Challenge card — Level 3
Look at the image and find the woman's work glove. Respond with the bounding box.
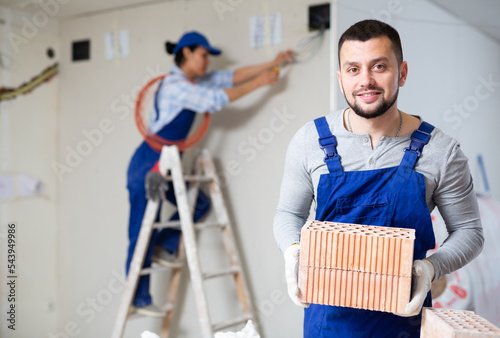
[145,171,168,201]
[398,259,434,317]
[284,244,309,308]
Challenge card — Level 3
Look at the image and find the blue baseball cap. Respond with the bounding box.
[172,31,221,55]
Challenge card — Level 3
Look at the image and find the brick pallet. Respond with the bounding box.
[298,220,415,313]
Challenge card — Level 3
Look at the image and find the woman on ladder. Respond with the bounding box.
[126,30,294,316]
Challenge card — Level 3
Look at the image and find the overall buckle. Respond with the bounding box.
[404,129,431,157]
[404,145,422,157]
[318,136,339,160]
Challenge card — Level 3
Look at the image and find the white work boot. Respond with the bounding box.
[132,304,165,318]
[152,247,183,268]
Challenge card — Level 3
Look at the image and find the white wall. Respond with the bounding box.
[56,1,328,337]
[0,5,59,337]
[2,0,499,337]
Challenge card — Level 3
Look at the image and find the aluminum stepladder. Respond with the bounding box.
[112,145,259,338]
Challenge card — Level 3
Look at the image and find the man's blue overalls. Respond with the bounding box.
[125,80,210,307]
[304,116,436,337]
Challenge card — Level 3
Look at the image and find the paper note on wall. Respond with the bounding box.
[249,13,282,49]
[105,32,115,60]
[105,29,130,60]
[18,173,44,197]
[118,29,130,57]
[0,175,14,200]
[0,174,44,200]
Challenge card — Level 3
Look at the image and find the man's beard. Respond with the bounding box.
[344,87,399,119]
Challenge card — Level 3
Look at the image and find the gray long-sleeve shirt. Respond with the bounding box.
[273,109,484,280]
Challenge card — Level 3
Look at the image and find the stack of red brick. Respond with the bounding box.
[298,220,415,313]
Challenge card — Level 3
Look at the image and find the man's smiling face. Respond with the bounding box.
[337,36,407,119]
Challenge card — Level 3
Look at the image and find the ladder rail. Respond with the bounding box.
[159,238,185,337]
[112,200,160,338]
[162,146,213,338]
[113,146,259,337]
[196,150,260,328]
[160,158,202,338]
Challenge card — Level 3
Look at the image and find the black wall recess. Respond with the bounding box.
[72,40,90,61]
[309,3,330,30]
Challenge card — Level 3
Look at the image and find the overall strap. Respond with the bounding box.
[153,73,193,123]
[400,121,435,171]
[314,117,343,174]
[153,78,166,122]
[388,121,435,194]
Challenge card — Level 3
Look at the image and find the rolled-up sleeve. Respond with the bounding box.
[197,70,234,89]
[171,81,230,114]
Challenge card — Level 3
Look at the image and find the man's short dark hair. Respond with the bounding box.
[338,20,403,66]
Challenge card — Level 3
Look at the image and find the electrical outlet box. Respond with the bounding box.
[309,3,330,30]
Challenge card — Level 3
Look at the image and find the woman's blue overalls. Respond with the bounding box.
[125,78,210,307]
[304,116,436,337]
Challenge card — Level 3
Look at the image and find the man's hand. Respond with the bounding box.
[145,171,168,201]
[284,244,309,308]
[396,259,434,317]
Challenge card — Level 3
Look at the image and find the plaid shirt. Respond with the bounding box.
[149,65,233,133]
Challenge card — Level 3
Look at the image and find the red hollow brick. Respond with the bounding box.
[421,308,500,337]
[298,220,415,313]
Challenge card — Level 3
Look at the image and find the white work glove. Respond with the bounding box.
[284,244,309,308]
[145,171,168,201]
[398,259,434,317]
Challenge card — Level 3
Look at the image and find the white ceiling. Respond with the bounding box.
[428,0,500,44]
[0,0,168,19]
[0,0,499,43]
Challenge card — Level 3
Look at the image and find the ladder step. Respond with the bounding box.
[165,175,213,182]
[140,263,182,276]
[203,267,241,280]
[211,314,253,332]
[155,221,226,230]
[154,220,181,229]
[113,147,259,338]
[194,221,226,230]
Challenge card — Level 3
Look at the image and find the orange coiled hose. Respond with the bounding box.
[134,74,211,152]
